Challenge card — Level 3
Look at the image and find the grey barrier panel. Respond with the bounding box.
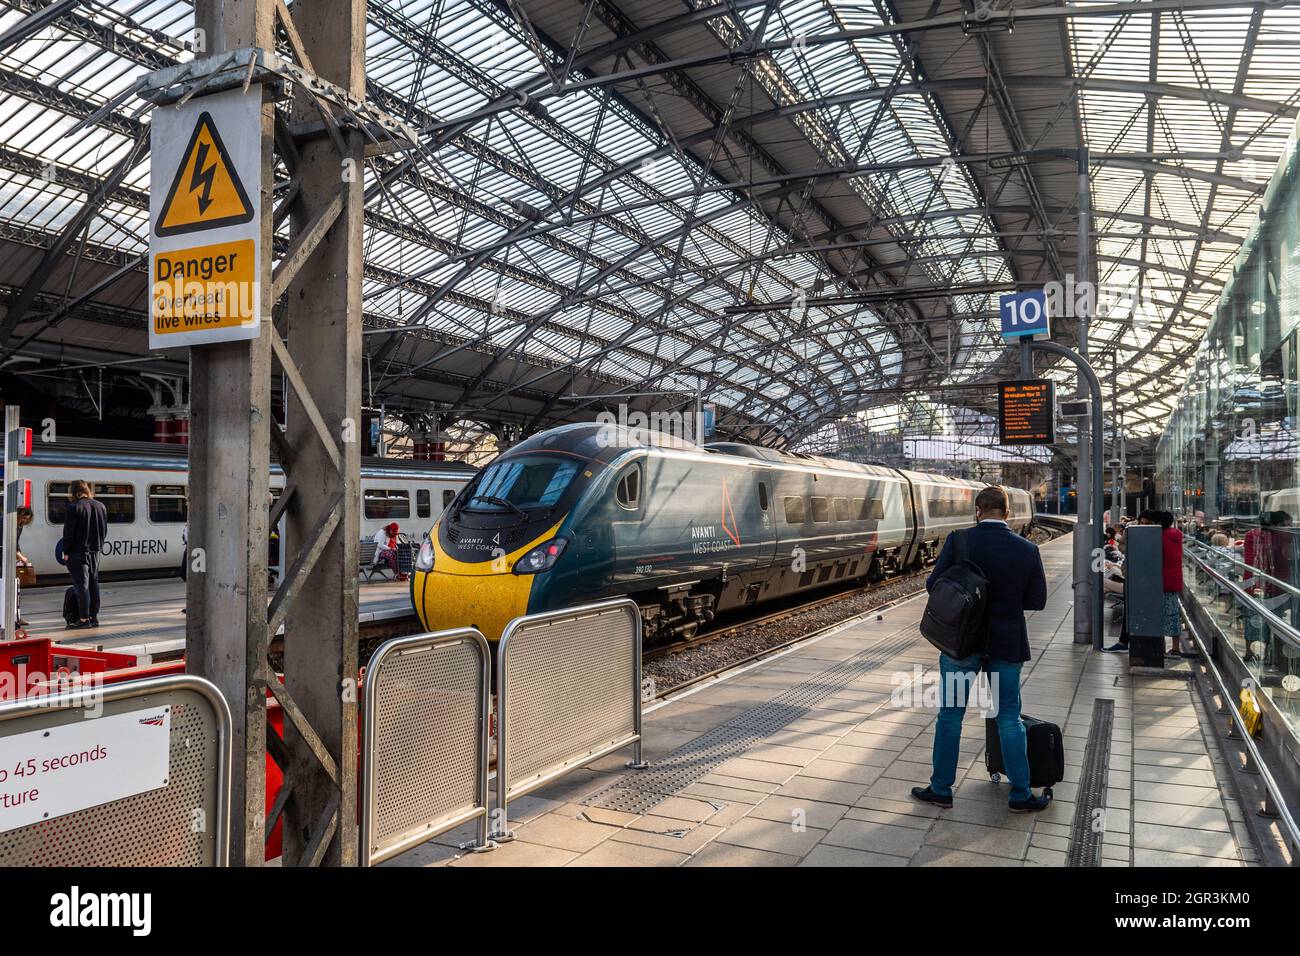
[496,599,643,838]
[362,628,492,865]
[0,675,232,866]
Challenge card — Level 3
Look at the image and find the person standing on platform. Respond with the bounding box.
[911,486,1051,814]
[64,479,107,630]
[1,506,34,628]
[1159,510,1190,659]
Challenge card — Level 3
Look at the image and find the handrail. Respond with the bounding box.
[1186,537,1300,601]
[1184,545,1300,652]
[1179,602,1300,865]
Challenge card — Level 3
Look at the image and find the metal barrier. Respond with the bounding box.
[495,598,644,839]
[1177,593,1300,865]
[0,674,231,866]
[362,627,492,865]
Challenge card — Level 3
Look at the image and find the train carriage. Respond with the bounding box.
[411,423,1036,643]
[9,438,476,579]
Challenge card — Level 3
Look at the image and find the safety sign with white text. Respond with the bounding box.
[0,706,172,833]
[150,87,261,348]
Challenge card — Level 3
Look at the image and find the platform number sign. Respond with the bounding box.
[999,290,1051,341]
[149,87,262,349]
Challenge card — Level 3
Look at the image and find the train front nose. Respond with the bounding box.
[411,524,562,642]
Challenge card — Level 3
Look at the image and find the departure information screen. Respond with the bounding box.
[999,379,1055,445]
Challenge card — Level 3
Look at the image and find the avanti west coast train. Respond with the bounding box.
[9,437,477,579]
[411,423,1033,643]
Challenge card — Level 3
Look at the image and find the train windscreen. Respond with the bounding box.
[464,455,579,514]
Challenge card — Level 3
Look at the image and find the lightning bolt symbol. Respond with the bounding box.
[188,141,217,215]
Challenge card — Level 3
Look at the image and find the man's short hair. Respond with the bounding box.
[975,485,1009,516]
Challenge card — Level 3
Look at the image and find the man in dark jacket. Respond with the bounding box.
[63,479,107,629]
[912,485,1050,813]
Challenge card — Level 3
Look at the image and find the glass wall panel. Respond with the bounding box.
[1157,114,1300,734]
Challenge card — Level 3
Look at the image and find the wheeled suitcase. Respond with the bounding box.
[62,586,80,627]
[985,714,1064,797]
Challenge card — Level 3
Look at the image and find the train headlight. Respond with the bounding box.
[513,537,568,575]
[416,539,435,572]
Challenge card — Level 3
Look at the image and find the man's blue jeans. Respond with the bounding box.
[929,652,1032,803]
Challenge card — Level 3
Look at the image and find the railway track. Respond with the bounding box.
[645,521,1071,697]
[651,582,928,700]
[643,573,925,663]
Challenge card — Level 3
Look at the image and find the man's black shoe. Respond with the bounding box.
[1009,793,1051,813]
[910,786,953,809]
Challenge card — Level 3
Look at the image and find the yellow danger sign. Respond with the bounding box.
[150,87,261,348]
[151,238,257,335]
[155,111,255,237]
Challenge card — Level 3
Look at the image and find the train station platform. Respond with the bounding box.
[13,576,415,661]
[390,536,1266,868]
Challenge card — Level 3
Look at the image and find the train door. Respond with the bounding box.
[754,469,777,571]
[902,474,923,568]
[606,458,647,588]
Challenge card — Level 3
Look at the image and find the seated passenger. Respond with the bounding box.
[911,486,1051,814]
[372,522,407,582]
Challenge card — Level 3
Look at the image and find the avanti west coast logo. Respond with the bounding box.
[49,886,152,937]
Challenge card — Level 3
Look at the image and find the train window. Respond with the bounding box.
[833,497,851,521]
[469,455,578,512]
[854,497,886,520]
[783,496,805,524]
[416,489,431,519]
[810,497,829,523]
[364,489,410,520]
[97,485,136,523]
[615,465,641,510]
[443,489,456,509]
[46,483,67,524]
[148,485,188,523]
[758,482,769,511]
[46,482,135,524]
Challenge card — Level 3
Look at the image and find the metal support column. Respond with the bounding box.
[2,405,19,642]
[1073,146,1095,647]
[1028,339,1106,648]
[187,0,366,866]
[280,0,364,868]
[187,0,274,867]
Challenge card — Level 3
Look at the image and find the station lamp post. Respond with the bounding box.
[999,291,1106,649]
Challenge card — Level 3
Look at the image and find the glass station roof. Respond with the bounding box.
[0,0,1297,446]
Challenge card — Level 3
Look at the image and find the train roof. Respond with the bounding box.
[895,469,990,489]
[13,436,478,479]
[703,442,902,478]
[502,423,911,480]
[505,421,700,459]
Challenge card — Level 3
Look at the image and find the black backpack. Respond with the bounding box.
[919,529,990,659]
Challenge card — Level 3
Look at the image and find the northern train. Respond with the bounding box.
[7,438,477,579]
[411,422,1034,643]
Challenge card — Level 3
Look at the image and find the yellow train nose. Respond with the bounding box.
[411,520,564,641]
[412,567,535,643]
